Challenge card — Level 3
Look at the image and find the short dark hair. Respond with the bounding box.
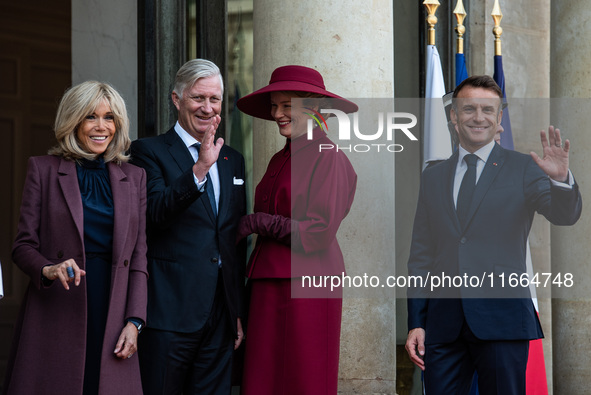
[452,75,503,100]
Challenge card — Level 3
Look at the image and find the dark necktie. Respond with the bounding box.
[457,153,478,228]
[194,143,217,217]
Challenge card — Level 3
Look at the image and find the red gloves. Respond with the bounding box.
[236,212,300,248]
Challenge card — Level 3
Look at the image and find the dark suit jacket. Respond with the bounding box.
[130,128,246,334]
[407,144,582,344]
[6,155,148,395]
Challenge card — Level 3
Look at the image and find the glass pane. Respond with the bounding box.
[227,0,254,211]
[187,0,197,60]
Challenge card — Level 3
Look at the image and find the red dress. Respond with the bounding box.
[241,130,357,394]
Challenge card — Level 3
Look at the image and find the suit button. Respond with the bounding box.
[460,237,467,244]
[124,260,129,267]
[57,251,64,259]
[211,257,219,264]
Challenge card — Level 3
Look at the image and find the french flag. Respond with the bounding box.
[494,53,548,395]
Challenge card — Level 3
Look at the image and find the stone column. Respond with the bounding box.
[251,1,396,393]
[550,1,591,392]
[72,0,138,138]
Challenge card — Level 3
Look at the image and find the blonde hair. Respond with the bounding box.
[48,81,131,163]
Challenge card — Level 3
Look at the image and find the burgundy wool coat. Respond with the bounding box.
[247,130,357,281]
[241,130,357,394]
[4,155,148,395]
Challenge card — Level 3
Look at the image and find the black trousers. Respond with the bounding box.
[83,254,111,395]
[424,319,529,395]
[139,270,234,395]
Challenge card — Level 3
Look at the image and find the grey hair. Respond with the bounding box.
[173,59,224,99]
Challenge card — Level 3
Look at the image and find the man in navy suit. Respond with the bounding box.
[405,75,582,395]
[131,59,246,394]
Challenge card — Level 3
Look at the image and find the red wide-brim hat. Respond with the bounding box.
[236,65,358,121]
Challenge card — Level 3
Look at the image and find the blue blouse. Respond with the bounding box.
[76,157,114,254]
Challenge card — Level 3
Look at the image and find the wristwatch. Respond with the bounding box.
[127,318,145,334]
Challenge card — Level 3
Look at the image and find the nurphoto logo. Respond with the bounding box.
[306,107,419,153]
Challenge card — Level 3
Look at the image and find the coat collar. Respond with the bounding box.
[215,146,237,225]
[164,128,196,172]
[57,157,133,262]
[291,127,326,154]
[57,159,84,247]
[109,163,131,263]
[444,150,461,232]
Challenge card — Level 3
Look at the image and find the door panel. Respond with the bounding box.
[0,1,71,387]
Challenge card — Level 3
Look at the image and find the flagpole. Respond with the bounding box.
[491,3,549,393]
[492,0,503,56]
[491,0,512,148]
[422,0,451,167]
[453,0,469,88]
[454,0,466,55]
[423,0,440,46]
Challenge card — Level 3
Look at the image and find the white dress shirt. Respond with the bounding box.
[174,121,220,210]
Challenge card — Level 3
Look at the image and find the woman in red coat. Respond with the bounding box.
[236,65,358,394]
[3,81,148,395]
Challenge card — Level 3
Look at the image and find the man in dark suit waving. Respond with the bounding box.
[131,59,246,394]
[405,75,582,395]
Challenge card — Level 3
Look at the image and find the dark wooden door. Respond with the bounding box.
[0,1,71,388]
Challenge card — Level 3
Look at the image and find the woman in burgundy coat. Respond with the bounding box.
[3,81,148,395]
[236,66,358,394]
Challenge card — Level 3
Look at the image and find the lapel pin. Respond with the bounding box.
[492,162,497,166]
[224,156,228,160]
